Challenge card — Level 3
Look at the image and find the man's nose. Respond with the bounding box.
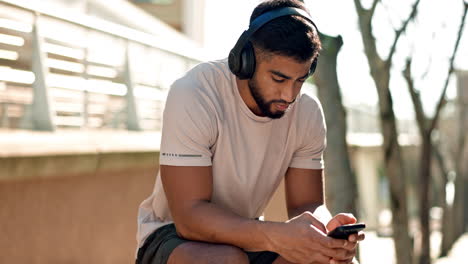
[280,84,295,103]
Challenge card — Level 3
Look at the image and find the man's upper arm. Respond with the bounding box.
[158,74,218,232]
[286,96,327,218]
[284,168,324,218]
[160,165,213,229]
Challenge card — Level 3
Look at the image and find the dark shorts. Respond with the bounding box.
[136,223,279,264]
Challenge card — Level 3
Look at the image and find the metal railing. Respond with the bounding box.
[0,0,200,131]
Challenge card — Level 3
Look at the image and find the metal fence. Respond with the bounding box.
[0,0,200,131]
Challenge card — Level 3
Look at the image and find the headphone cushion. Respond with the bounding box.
[310,57,318,75]
[228,51,239,75]
[238,41,256,79]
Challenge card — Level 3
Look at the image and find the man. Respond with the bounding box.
[136,0,364,263]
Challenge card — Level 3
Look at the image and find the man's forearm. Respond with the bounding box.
[174,200,281,252]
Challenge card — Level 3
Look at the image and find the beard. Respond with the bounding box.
[248,77,294,119]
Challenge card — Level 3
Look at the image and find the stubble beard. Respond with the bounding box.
[248,77,291,119]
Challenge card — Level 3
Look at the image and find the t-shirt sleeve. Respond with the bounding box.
[289,97,327,170]
[159,79,217,166]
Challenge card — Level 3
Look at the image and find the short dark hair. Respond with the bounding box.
[249,0,321,62]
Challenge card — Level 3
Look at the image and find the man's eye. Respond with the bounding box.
[273,78,285,83]
[298,79,306,83]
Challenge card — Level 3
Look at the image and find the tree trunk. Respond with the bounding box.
[441,165,466,256]
[452,136,466,245]
[439,126,465,257]
[451,167,465,244]
[353,1,414,262]
[313,33,358,216]
[456,82,467,235]
[442,70,468,254]
[440,202,454,257]
[465,176,468,231]
[433,144,450,258]
[418,134,432,264]
[377,86,413,264]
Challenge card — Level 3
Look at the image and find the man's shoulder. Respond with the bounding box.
[297,92,323,114]
[178,59,230,82]
[166,59,231,114]
[170,59,230,94]
[291,92,325,132]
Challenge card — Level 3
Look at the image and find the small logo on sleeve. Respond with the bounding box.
[162,153,203,158]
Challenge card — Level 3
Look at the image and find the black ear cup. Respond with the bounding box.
[309,57,318,75]
[238,41,256,80]
[228,51,240,76]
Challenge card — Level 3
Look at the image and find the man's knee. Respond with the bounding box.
[217,245,249,264]
[168,242,249,264]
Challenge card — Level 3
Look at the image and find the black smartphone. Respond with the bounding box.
[327,223,366,239]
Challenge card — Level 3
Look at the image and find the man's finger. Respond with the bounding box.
[348,232,366,242]
[327,213,357,231]
[343,241,357,251]
[319,245,351,261]
[322,236,349,249]
[335,213,357,224]
[323,236,357,251]
[326,245,355,261]
[309,252,332,264]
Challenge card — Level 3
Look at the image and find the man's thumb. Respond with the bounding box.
[302,212,327,233]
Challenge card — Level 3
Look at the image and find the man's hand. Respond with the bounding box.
[266,212,355,264]
[326,213,366,264]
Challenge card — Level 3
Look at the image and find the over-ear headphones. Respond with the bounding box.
[228,7,319,80]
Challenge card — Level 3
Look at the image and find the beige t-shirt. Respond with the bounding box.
[136,59,326,249]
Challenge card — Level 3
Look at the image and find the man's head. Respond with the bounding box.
[233,0,321,119]
[249,0,321,64]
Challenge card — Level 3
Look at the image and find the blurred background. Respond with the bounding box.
[0,0,466,263]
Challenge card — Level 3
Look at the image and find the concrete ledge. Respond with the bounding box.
[0,129,161,181]
[0,151,159,181]
[0,129,161,157]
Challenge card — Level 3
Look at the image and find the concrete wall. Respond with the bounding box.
[0,131,160,264]
[0,155,158,264]
[0,130,423,263]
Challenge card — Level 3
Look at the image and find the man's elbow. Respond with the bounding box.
[171,211,199,240]
[171,200,209,240]
[174,222,194,240]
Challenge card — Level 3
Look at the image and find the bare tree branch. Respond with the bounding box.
[433,143,449,184]
[429,2,468,132]
[370,0,380,17]
[354,0,365,14]
[456,113,468,174]
[354,0,385,72]
[421,56,432,80]
[403,59,427,136]
[387,0,422,64]
[354,0,380,19]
